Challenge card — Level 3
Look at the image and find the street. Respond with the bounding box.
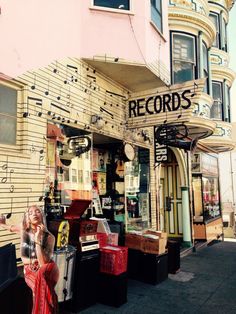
[77,240,236,314]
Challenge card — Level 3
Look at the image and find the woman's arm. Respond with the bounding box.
[0,216,21,233]
[35,224,55,266]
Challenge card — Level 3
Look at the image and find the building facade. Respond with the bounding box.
[0,0,235,261]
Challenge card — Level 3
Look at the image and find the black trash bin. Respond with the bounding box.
[167,240,180,274]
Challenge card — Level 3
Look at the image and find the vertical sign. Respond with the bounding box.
[154,126,168,163]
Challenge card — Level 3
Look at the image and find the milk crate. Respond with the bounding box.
[100,245,128,275]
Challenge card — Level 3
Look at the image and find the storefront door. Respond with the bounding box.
[160,150,183,238]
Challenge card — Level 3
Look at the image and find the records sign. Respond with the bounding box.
[154,126,168,163]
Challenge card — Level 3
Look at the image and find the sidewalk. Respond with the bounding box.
[74,240,236,314]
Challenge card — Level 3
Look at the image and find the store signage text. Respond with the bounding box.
[154,126,168,163]
[129,90,193,118]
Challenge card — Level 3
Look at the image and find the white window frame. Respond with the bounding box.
[171,33,196,84]
[211,81,223,120]
[210,12,220,49]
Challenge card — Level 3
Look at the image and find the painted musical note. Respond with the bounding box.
[57,86,62,101]
[51,103,70,114]
[53,61,59,74]
[6,198,13,219]
[192,82,198,97]
[1,158,14,184]
[31,74,37,90]
[39,182,45,201]
[45,79,50,96]
[100,107,114,119]
[67,64,78,83]
[23,99,30,118]
[27,96,43,117]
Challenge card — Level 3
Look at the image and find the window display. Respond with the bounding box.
[192,154,221,223]
[125,148,150,231]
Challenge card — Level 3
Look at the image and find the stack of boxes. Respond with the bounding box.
[125,230,169,285]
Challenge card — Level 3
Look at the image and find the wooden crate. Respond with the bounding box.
[141,236,167,255]
[125,233,143,251]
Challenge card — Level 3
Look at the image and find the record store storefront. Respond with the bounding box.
[44,122,152,310]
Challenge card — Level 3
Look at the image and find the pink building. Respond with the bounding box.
[0,0,170,90]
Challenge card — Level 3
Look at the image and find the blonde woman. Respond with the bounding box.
[0,205,59,314]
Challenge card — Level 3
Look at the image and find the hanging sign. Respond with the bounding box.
[127,78,205,128]
[154,126,168,163]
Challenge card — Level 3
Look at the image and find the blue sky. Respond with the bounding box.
[229,5,236,121]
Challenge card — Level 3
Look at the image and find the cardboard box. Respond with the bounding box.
[141,236,167,255]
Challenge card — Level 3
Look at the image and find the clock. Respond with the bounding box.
[124,143,135,161]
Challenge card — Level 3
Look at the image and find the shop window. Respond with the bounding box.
[93,0,130,10]
[210,12,220,48]
[192,154,220,222]
[202,176,220,220]
[210,82,223,120]
[0,84,17,145]
[202,42,209,94]
[172,33,196,84]
[192,175,203,220]
[125,148,150,231]
[151,0,162,32]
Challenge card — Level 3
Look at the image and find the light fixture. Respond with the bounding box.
[141,130,151,143]
[91,115,105,130]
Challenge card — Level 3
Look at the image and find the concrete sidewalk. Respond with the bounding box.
[77,240,236,314]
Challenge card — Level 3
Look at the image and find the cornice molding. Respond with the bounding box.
[169,10,216,46]
[211,65,236,86]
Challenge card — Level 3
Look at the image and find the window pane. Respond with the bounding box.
[202,44,208,71]
[0,85,17,115]
[212,82,222,101]
[173,35,194,62]
[211,82,222,120]
[0,115,16,145]
[210,13,220,48]
[151,0,162,32]
[173,61,194,83]
[94,0,130,10]
[202,43,209,93]
[151,0,161,12]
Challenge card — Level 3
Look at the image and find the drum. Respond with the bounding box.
[53,245,76,302]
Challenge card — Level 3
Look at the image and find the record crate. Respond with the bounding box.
[100,245,128,275]
[97,232,109,248]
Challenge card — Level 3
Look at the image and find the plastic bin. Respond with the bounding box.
[100,245,128,275]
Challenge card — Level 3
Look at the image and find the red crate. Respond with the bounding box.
[100,245,128,275]
[97,232,108,248]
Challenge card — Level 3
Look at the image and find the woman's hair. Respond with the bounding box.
[22,205,45,231]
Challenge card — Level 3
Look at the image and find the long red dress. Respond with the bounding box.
[24,261,59,314]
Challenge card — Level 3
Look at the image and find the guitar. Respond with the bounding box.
[115,160,124,178]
